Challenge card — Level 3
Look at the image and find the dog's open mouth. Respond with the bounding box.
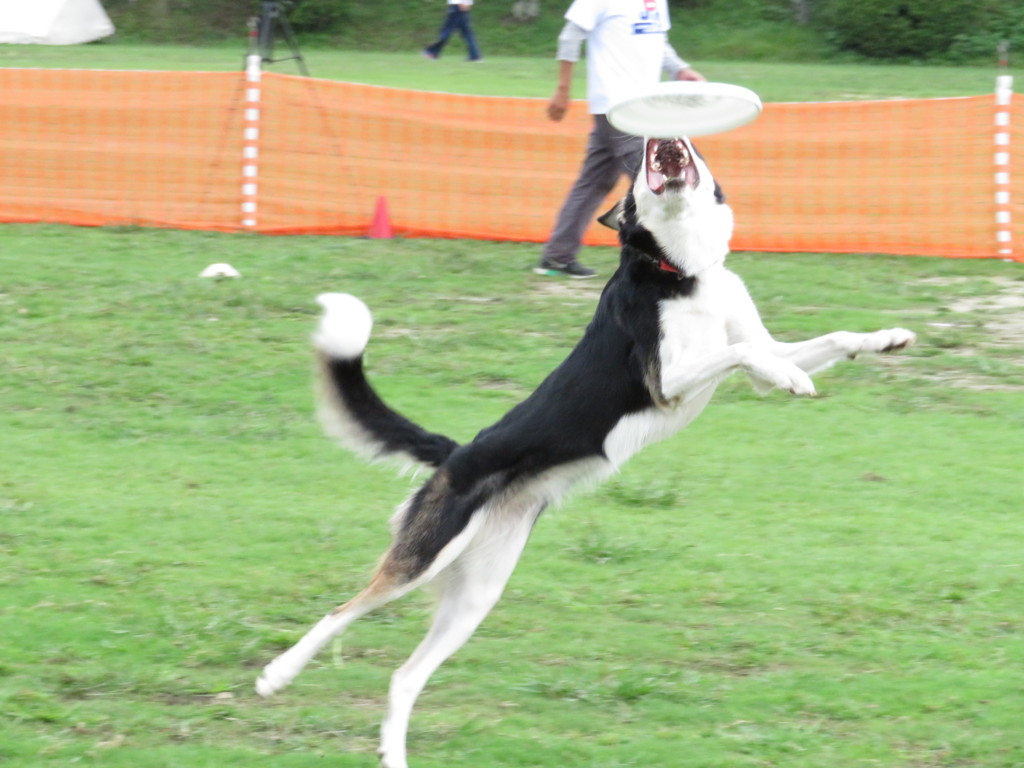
[646,138,698,195]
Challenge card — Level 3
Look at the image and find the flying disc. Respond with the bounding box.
[607,81,762,138]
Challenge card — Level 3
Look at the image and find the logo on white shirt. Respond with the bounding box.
[633,0,662,34]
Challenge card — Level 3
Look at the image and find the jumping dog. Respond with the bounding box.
[256,137,916,768]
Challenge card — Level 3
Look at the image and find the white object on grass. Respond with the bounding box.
[608,81,763,138]
[199,263,241,278]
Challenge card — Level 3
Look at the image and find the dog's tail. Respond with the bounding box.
[313,293,459,469]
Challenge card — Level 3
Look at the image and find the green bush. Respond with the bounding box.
[102,0,254,42]
[817,0,981,59]
[947,1,1024,63]
[97,0,1006,63]
[286,0,350,34]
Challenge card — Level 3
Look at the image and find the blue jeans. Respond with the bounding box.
[425,6,481,61]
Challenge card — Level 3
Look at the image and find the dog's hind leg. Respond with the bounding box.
[378,503,542,768]
[255,495,489,699]
[255,569,416,699]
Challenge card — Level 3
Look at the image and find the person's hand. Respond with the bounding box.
[674,67,706,82]
[459,3,471,10]
[547,90,570,121]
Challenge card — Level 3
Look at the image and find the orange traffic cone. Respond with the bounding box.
[368,195,393,239]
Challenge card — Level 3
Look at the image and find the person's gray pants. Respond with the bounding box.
[541,114,642,265]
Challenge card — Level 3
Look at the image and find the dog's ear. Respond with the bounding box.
[597,199,623,231]
[713,180,727,205]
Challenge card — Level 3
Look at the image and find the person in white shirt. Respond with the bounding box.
[424,0,482,62]
[536,0,704,278]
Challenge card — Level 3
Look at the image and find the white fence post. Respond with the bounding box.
[995,74,1013,258]
[241,52,262,229]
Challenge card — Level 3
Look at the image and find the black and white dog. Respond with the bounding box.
[256,137,915,768]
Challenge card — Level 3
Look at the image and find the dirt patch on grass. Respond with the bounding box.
[920,276,1024,390]
[923,276,1024,347]
[531,279,602,300]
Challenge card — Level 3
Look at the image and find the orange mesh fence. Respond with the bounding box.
[0,68,245,230]
[254,75,615,239]
[0,67,1020,261]
[705,96,1017,258]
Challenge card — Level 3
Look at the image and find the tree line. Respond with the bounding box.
[100,0,1021,63]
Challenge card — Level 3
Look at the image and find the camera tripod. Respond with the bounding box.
[249,1,309,76]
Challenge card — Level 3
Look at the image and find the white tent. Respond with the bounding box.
[0,0,115,45]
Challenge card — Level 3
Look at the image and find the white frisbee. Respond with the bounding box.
[607,81,762,138]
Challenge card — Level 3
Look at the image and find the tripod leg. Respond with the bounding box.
[277,13,310,76]
[257,8,275,63]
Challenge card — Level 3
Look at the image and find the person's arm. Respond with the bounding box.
[548,60,575,121]
[663,43,705,82]
[548,21,586,121]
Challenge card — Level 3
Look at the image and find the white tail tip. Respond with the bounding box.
[313,293,373,360]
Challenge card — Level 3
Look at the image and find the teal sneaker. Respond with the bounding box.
[532,258,597,279]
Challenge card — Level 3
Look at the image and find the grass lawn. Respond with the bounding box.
[1,223,1023,767]
[0,44,1017,101]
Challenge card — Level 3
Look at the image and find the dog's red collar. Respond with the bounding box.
[637,249,688,280]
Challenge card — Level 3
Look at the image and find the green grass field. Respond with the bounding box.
[0,44,1018,101]
[2,225,1023,767]
[2,45,1024,768]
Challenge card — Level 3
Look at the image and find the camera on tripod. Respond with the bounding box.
[250,1,308,76]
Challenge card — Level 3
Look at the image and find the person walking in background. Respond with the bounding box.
[423,0,482,62]
[535,0,705,279]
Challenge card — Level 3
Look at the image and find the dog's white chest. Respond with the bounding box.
[603,395,714,469]
[602,280,733,468]
[657,281,730,366]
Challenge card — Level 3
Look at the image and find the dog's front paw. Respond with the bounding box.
[744,349,816,396]
[774,362,816,396]
[855,328,916,356]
